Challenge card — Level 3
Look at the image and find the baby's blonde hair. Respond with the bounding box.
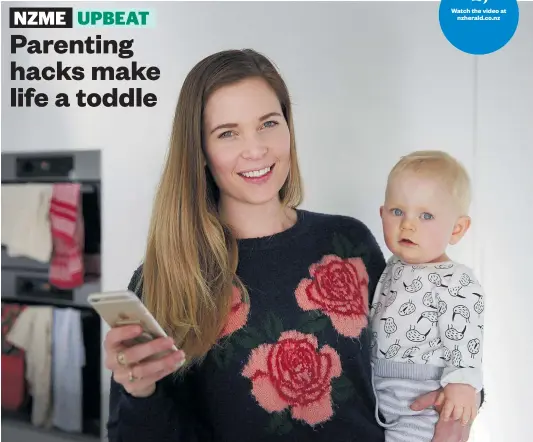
[387,150,471,215]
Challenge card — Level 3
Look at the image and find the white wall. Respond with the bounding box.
[2,2,532,441]
[470,7,533,440]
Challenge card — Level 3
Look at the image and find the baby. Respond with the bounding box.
[369,150,484,441]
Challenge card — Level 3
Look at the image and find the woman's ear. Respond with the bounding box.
[449,216,471,245]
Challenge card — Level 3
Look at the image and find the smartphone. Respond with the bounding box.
[88,290,178,354]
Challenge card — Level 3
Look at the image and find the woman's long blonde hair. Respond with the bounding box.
[140,49,303,365]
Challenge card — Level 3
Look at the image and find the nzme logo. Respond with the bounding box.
[9,7,73,28]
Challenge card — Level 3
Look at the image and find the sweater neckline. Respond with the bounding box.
[237,208,310,251]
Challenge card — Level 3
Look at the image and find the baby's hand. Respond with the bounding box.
[436,383,477,426]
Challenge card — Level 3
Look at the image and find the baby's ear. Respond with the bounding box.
[379,206,384,218]
[449,216,471,245]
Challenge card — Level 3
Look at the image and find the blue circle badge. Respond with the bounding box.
[439,0,520,55]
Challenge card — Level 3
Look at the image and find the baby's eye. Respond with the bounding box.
[421,212,434,220]
[391,208,403,216]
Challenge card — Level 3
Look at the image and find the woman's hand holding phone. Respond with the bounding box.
[104,325,186,398]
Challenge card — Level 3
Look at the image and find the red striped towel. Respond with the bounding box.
[49,184,85,289]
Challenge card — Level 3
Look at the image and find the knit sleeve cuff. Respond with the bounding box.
[440,367,483,392]
[119,382,171,419]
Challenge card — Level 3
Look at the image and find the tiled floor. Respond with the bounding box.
[1,420,100,442]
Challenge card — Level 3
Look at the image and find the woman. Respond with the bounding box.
[106,49,477,442]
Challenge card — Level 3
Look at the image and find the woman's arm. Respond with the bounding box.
[107,368,210,442]
[106,267,212,442]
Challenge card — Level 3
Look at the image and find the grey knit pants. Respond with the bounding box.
[372,359,443,442]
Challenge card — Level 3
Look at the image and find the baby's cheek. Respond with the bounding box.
[382,217,396,235]
[382,223,396,246]
[424,224,450,253]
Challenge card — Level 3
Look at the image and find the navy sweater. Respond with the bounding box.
[107,210,387,442]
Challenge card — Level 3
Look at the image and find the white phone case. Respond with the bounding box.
[88,290,176,351]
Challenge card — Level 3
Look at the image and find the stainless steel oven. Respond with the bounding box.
[1,150,102,438]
